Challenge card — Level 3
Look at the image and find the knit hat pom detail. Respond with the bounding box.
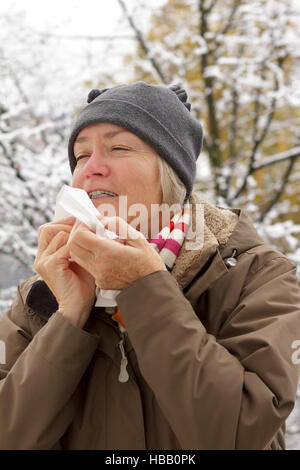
[169,84,191,111]
[87,88,109,103]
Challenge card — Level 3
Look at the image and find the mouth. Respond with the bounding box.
[88,190,119,200]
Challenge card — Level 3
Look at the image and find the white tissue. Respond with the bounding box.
[54,185,121,307]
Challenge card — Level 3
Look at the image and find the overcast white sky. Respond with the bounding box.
[0,0,167,104]
[0,0,164,36]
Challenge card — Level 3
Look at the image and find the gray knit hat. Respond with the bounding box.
[68,81,203,201]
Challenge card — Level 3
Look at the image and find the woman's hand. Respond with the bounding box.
[34,217,96,328]
[68,216,167,291]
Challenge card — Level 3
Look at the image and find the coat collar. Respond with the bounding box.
[172,193,265,291]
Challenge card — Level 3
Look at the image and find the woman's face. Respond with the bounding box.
[72,122,163,238]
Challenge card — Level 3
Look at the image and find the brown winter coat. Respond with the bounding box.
[0,193,300,450]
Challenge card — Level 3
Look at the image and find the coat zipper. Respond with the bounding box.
[117,326,129,383]
[102,307,130,383]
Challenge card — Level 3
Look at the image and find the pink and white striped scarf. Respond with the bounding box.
[149,203,191,271]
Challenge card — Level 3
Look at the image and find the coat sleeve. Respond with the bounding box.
[0,281,99,449]
[116,255,300,450]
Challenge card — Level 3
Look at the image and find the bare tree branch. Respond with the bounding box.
[0,248,35,272]
[0,141,51,226]
[223,44,246,199]
[231,59,281,202]
[13,138,40,155]
[228,10,288,203]
[117,0,169,84]
[252,146,300,171]
[0,142,26,183]
[258,157,296,222]
[7,64,51,147]
[206,0,219,13]
[284,170,300,184]
[198,1,218,146]
[198,0,222,197]
[220,0,240,35]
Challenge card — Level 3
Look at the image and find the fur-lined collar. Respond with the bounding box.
[172,192,239,286]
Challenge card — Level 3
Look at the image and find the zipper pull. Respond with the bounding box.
[118,338,129,383]
[224,249,238,268]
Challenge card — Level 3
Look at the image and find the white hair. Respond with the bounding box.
[157,156,187,207]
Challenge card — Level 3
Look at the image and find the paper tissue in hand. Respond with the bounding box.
[54,185,121,307]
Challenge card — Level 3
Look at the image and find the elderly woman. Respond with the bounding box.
[0,82,300,450]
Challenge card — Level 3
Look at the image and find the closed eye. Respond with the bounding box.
[76,155,89,162]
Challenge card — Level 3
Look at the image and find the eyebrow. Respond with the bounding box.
[74,129,131,145]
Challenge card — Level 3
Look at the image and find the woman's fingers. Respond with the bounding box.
[52,217,76,225]
[37,222,74,252]
[98,216,146,243]
[44,231,70,256]
[34,233,70,277]
[69,223,131,276]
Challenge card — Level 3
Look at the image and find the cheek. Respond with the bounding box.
[116,163,145,195]
[130,167,161,206]
[130,160,158,186]
[129,168,153,198]
[71,168,83,188]
[142,164,161,197]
